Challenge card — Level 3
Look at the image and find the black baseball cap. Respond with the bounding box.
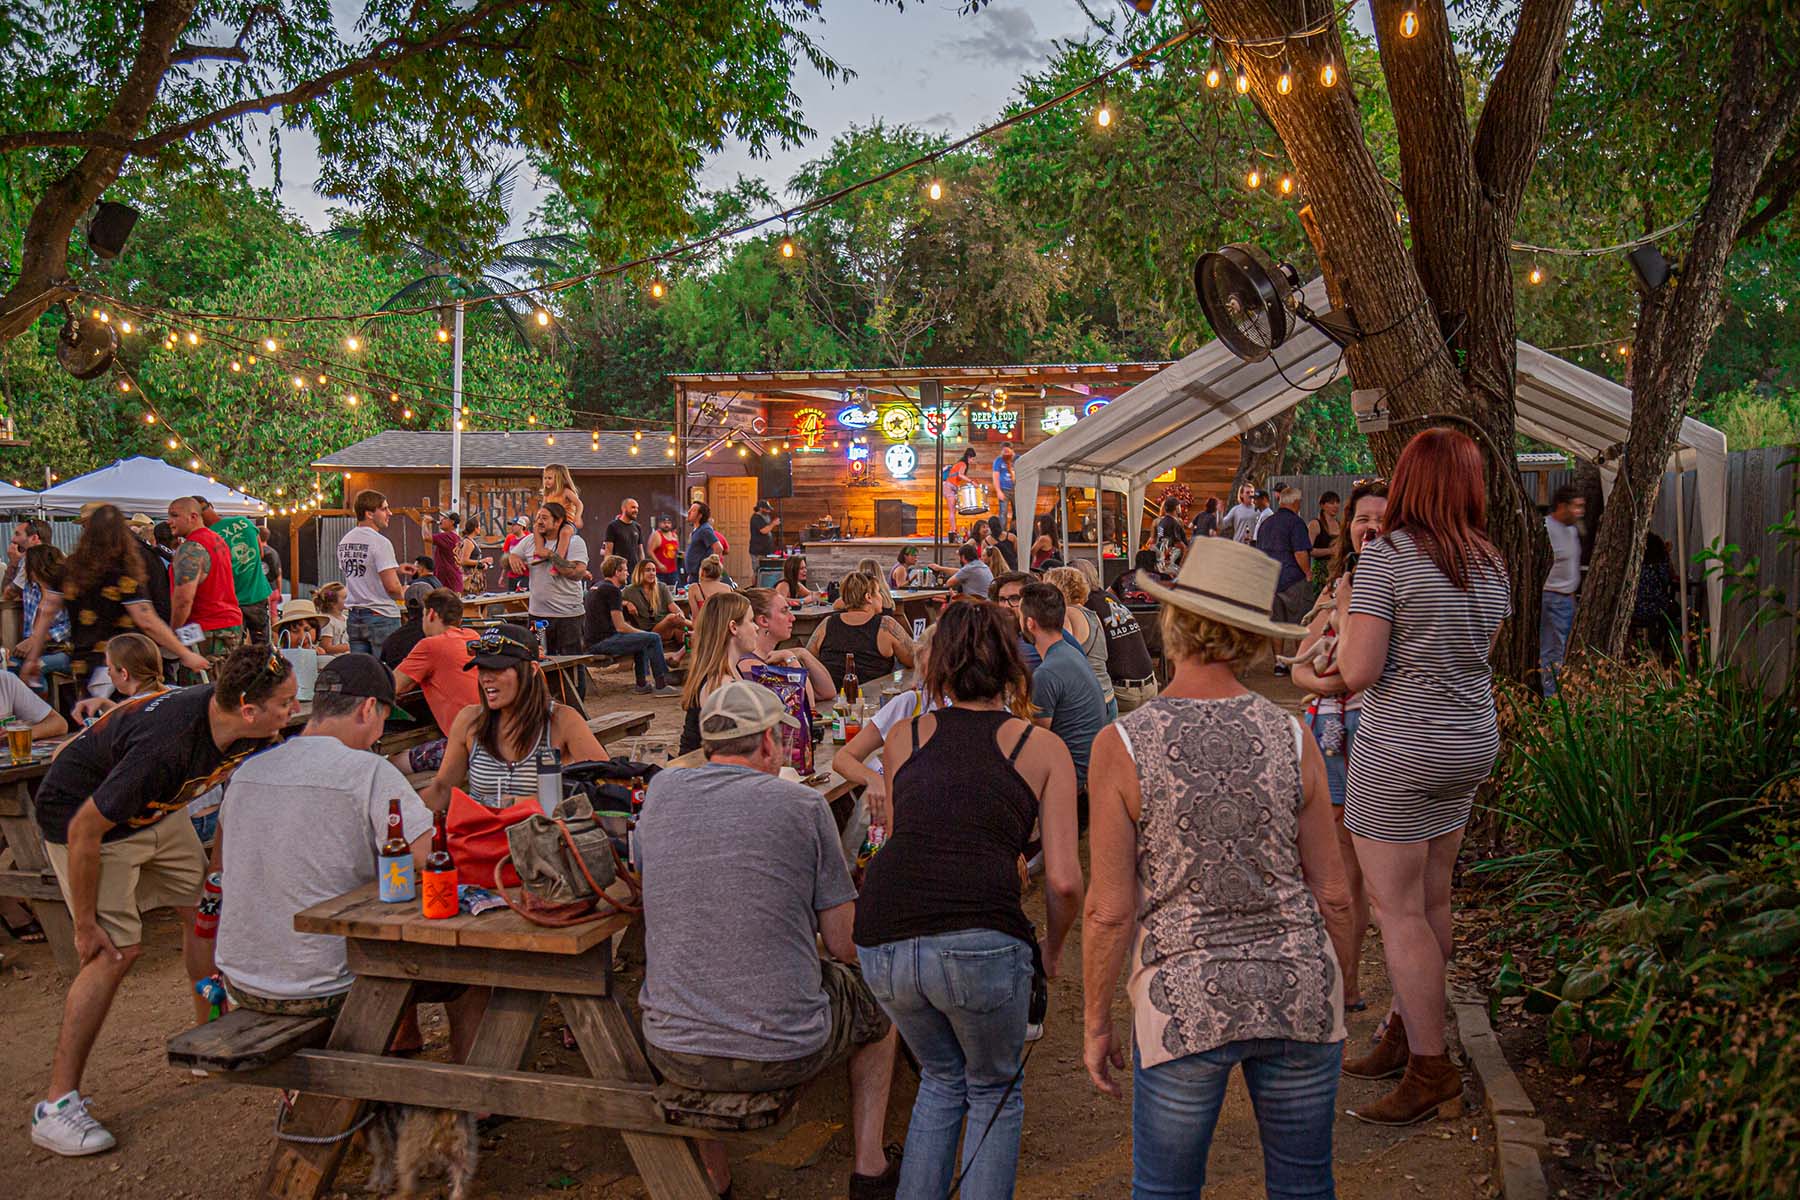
[314,653,396,706]
[464,622,540,670]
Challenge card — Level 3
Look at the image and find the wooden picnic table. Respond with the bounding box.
[234,883,718,1200]
[0,753,74,973]
[460,591,531,617]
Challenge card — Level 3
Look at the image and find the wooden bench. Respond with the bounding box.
[168,1009,334,1073]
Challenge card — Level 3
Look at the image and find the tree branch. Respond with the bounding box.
[1737,133,1800,245]
[169,44,251,65]
[0,0,545,155]
[1471,0,1577,222]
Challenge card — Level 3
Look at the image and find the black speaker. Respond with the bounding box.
[87,201,140,260]
[757,451,793,499]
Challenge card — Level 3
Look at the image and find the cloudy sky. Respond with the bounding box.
[251,1,1106,232]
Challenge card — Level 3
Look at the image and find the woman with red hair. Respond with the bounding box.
[1334,428,1512,1125]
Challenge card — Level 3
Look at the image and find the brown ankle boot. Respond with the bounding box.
[1342,1011,1407,1079]
[1347,1053,1464,1126]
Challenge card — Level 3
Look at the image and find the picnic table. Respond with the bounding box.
[186,883,720,1200]
[0,754,73,973]
[460,591,530,618]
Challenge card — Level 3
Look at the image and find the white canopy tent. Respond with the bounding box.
[0,481,40,510]
[1013,278,1728,649]
[36,457,269,518]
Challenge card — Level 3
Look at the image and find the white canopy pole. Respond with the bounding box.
[450,300,465,514]
[1096,471,1106,580]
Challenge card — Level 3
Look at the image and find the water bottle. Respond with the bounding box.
[535,747,563,816]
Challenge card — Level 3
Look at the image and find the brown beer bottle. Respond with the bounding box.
[420,809,458,919]
[842,653,860,707]
[377,798,415,903]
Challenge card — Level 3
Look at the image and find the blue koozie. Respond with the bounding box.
[378,852,416,903]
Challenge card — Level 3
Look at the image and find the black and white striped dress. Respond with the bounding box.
[1344,530,1511,842]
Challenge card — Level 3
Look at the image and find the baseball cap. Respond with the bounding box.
[698,679,802,742]
[464,622,539,670]
[314,653,396,707]
[403,580,434,609]
[509,514,530,528]
[1253,489,1269,500]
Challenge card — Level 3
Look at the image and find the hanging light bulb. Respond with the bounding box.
[1234,64,1251,94]
[927,180,943,201]
[779,237,796,259]
[402,407,413,419]
[534,308,550,327]
[633,429,643,440]
[737,446,748,458]
[1205,56,1223,89]
[1246,166,1263,190]
[229,360,241,373]
[166,437,178,449]
[1400,8,1420,37]
[665,447,676,458]
[1528,264,1545,285]
[667,433,677,444]
[628,445,639,456]
[189,459,200,470]
[546,434,555,446]
[247,354,257,366]
[650,279,666,300]
[292,375,305,389]
[183,331,198,346]
[344,335,361,352]
[1276,58,1295,95]
[346,393,359,407]
[1095,102,1112,128]
[119,320,133,334]
[1278,173,1296,196]
[316,373,327,384]
[263,336,279,353]
[436,326,450,343]
[1319,57,1339,88]
[527,413,538,425]
[1617,344,1630,358]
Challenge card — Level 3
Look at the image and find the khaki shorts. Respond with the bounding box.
[1114,677,1160,715]
[44,817,207,948]
[648,959,891,1093]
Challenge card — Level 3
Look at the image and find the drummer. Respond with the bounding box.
[941,447,979,540]
[926,542,994,600]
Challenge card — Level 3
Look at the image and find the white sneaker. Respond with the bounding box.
[31,1091,116,1156]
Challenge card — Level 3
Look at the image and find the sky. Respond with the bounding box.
[247,1,1107,233]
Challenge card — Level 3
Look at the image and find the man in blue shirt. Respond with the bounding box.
[1254,484,1315,670]
[991,445,1016,534]
[1019,582,1105,821]
[683,500,721,585]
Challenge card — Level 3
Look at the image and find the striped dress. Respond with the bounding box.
[1344,530,1511,842]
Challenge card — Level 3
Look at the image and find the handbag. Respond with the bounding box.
[495,793,640,927]
[446,787,539,890]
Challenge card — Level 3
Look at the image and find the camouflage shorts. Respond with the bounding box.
[177,625,246,685]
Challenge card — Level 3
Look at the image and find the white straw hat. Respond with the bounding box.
[1136,538,1310,640]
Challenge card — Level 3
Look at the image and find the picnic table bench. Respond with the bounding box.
[169,883,735,1199]
[0,755,72,973]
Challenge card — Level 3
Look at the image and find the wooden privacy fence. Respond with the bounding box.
[1273,445,1798,683]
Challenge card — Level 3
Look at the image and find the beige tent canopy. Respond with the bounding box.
[1013,279,1728,648]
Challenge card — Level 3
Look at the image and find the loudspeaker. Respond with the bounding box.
[87,201,140,260]
[757,451,793,499]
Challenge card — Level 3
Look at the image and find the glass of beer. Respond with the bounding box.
[6,721,33,767]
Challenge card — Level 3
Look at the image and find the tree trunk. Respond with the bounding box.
[1572,24,1800,656]
[0,0,197,343]
[1232,409,1298,492]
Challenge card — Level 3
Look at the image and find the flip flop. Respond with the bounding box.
[2,916,45,944]
[1345,999,1369,1013]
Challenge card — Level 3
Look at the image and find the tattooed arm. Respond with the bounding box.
[168,540,210,629]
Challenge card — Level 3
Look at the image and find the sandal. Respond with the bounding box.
[2,916,45,944]
[1345,998,1369,1013]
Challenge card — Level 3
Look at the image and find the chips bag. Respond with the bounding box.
[748,662,813,773]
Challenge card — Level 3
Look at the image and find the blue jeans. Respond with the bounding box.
[345,609,400,657]
[1304,707,1360,807]
[590,629,669,687]
[10,651,70,692]
[1133,1038,1341,1200]
[858,929,1033,1200]
[1539,590,1576,697]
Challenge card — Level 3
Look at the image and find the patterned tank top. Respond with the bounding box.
[1115,694,1345,1067]
[465,702,557,806]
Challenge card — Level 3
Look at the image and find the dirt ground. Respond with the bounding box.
[1,664,1498,1199]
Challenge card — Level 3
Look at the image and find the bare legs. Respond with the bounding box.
[48,944,143,1098]
[1353,828,1462,1056]
[1333,809,1370,1006]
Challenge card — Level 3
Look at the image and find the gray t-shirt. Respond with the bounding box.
[214,736,432,999]
[527,531,588,619]
[1031,637,1108,789]
[637,761,857,1062]
[0,668,53,726]
[947,559,994,598]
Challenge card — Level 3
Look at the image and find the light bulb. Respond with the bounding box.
[436,327,450,342]
[292,375,305,389]
[546,434,555,446]
[633,429,642,440]
[738,447,748,458]
[927,180,943,201]
[455,419,465,430]
[527,413,538,424]
[346,394,358,406]
[650,280,666,300]
[316,373,327,384]
[1278,174,1295,196]
[629,445,639,455]
[1618,344,1630,358]
[229,360,241,372]
[779,237,796,259]
[667,434,676,443]
[185,331,199,345]
[167,437,178,449]
[247,354,257,365]
[1528,265,1545,285]
[1320,59,1339,88]
[1205,59,1223,89]
[402,407,413,419]
[534,308,550,326]
[1246,167,1263,190]
[345,335,360,352]
[189,459,199,470]
[1400,8,1419,37]
[97,310,109,323]
[1277,60,1294,95]
[1235,65,1251,94]
[1095,104,1112,128]
[263,337,278,352]
[120,321,133,334]
[665,447,675,458]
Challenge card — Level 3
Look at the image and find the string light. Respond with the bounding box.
[141,409,153,421]
[315,373,326,384]
[166,437,178,449]
[737,447,748,458]
[927,180,943,201]
[1528,264,1545,285]
[185,331,199,345]
[344,335,360,352]
[1235,64,1251,94]
[665,447,676,458]
[189,459,200,470]
[1276,58,1295,95]
[345,394,359,407]
[263,337,278,352]
[229,359,241,372]
[779,237,796,259]
[1278,174,1295,196]
[1617,344,1630,358]
[436,326,450,343]
[1399,8,1420,37]
[402,407,413,419]
[119,320,133,334]
[1205,56,1224,88]
[1095,102,1112,128]
[534,309,550,326]
[1320,57,1339,87]
[1246,167,1263,189]
[292,375,305,389]
[546,434,555,446]
[633,430,642,440]
[527,413,538,425]
[649,279,666,300]
[628,445,639,456]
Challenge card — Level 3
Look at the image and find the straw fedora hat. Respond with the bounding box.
[1137,537,1310,641]
[275,598,323,629]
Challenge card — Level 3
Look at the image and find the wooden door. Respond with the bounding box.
[709,476,758,583]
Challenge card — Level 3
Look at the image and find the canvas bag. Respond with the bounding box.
[495,794,639,926]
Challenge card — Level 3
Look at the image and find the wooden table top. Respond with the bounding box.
[463,592,531,609]
[295,881,630,955]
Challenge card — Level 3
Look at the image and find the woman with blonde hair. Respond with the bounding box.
[806,572,914,691]
[742,587,836,708]
[1083,538,1351,1196]
[854,557,895,612]
[676,593,758,755]
[623,559,688,650]
[686,555,733,614]
[1043,566,1114,719]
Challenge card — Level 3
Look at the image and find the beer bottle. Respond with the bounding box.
[377,798,415,903]
[842,653,860,707]
[420,809,458,920]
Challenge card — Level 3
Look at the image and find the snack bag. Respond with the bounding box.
[748,662,813,773]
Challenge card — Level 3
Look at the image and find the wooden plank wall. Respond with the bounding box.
[1719,446,1797,685]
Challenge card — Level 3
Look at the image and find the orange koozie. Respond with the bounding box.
[420,808,459,919]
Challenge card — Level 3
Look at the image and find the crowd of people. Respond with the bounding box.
[10,427,1529,1200]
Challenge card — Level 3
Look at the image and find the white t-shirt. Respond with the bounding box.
[0,668,53,727]
[335,525,401,617]
[215,736,432,999]
[1543,515,1581,595]
[864,688,942,776]
[1220,503,1261,543]
[528,531,588,619]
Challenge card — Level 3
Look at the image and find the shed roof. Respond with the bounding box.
[312,430,677,473]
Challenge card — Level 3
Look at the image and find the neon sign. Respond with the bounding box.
[836,405,878,430]
[1041,406,1078,434]
[1083,396,1112,417]
[884,443,917,479]
[879,406,921,442]
[970,409,1020,434]
[791,408,827,451]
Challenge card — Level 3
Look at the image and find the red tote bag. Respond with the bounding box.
[445,788,540,891]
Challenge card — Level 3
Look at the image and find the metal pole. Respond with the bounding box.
[450,299,465,514]
[1057,473,1069,570]
[1096,471,1106,580]
[1674,468,1689,648]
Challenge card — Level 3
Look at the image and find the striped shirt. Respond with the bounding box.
[466,703,557,807]
[1343,530,1510,842]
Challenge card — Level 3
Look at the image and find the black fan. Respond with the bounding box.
[57,307,119,380]
[1195,243,1361,362]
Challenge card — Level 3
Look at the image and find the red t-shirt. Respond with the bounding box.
[179,526,244,632]
[430,530,464,594]
[395,627,481,731]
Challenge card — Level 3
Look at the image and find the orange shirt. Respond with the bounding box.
[396,627,481,732]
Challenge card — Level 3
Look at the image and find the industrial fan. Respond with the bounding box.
[1194,243,1362,363]
[57,306,119,380]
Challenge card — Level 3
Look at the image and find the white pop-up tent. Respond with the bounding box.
[0,481,40,510]
[36,457,269,518]
[1012,277,1729,649]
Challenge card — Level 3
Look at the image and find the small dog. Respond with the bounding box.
[363,1103,479,1200]
[1277,630,1338,675]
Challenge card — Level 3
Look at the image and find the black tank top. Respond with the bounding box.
[679,703,701,755]
[818,613,894,689]
[853,708,1038,950]
[1312,520,1336,553]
